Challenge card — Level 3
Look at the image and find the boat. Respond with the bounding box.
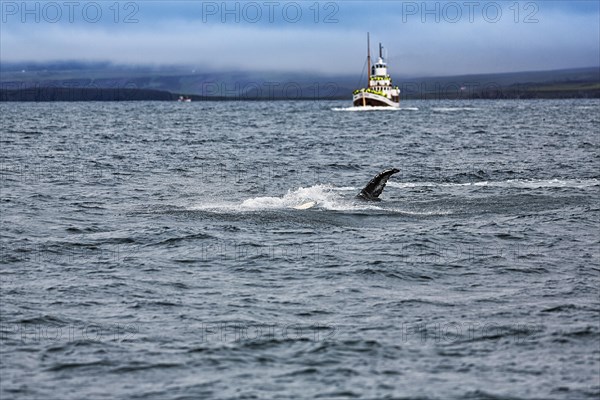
[178,95,192,102]
[353,33,400,108]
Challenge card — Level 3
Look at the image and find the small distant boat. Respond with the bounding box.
[353,33,400,108]
[178,95,192,102]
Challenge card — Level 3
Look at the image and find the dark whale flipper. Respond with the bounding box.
[357,168,400,201]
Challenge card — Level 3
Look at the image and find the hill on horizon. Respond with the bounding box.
[1,63,598,101]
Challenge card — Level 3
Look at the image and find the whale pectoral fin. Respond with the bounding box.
[292,201,317,210]
[357,168,400,200]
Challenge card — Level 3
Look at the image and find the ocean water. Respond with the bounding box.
[0,99,599,399]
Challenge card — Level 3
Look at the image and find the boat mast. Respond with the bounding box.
[367,32,371,85]
[379,43,383,59]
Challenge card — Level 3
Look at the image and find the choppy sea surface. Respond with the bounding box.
[1,99,599,400]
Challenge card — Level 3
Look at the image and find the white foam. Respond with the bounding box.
[332,106,418,112]
[189,184,383,213]
[388,178,599,189]
[388,208,454,216]
[243,184,388,212]
[481,178,599,189]
[241,184,334,210]
[330,186,358,191]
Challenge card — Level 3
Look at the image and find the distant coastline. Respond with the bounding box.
[1,66,598,101]
[2,86,598,102]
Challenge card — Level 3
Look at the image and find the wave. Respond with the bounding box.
[188,178,597,214]
[188,185,456,216]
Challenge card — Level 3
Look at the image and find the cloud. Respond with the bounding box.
[381,8,600,76]
[0,23,367,74]
[1,1,598,76]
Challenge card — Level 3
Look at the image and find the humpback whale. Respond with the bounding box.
[356,168,400,201]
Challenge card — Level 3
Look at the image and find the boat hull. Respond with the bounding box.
[353,92,399,108]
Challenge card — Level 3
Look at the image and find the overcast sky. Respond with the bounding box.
[1,1,599,76]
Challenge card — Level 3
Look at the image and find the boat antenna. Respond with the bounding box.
[367,32,371,85]
[379,43,383,59]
